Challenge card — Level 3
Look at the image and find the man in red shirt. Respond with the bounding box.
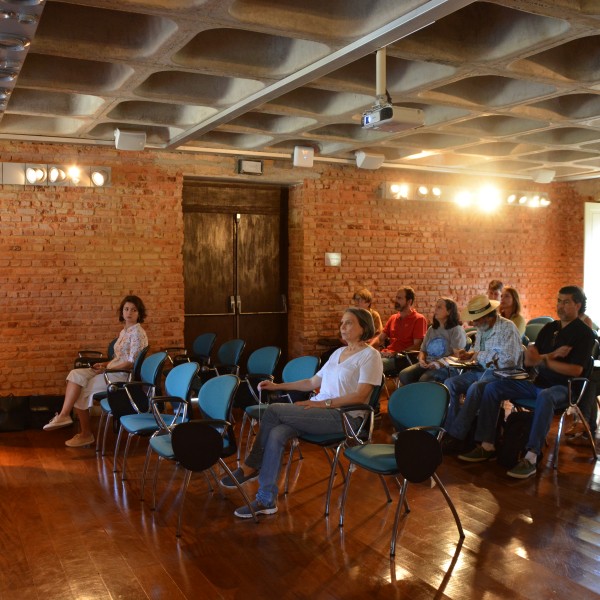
[372,287,428,376]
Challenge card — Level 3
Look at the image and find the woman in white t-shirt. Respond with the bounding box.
[223,307,383,519]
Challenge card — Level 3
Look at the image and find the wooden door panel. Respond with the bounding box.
[183,212,234,315]
[237,213,282,314]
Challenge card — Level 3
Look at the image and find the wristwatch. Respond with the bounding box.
[325,398,332,408]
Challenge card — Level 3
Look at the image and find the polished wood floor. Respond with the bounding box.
[1,399,600,600]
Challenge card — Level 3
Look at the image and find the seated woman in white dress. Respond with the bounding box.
[221,306,383,518]
[399,297,467,385]
[44,295,148,448]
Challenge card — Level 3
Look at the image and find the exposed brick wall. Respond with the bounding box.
[0,142,185,395]
[0,141,589,394]
[288,165,586,356]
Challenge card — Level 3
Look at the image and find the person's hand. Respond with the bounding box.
[549,345,572,359]
[257,380,277,391]
[419,358,429,368]
[456,349,474,361]
[92,362,106,373]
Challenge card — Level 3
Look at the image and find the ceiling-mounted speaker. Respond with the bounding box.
[114,128,146,151]
[532,168,555,184]
[293,146,314,167]
[355,151,385,170]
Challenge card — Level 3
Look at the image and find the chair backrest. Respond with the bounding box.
[368,375,386,408]
[107,337,117,360]
[192,332,217,358]
[394,429,443,483]
[165,362,199,401]
[140,351,168,386]
[172,421,224,473]
[246,346,281,376]
[132,346,149,380]
[217,339,246,366]
[388,382,449,432]
[198,374,239,421]
[524,322,545,343]
[527,316,554,325]
[282,355,320,383]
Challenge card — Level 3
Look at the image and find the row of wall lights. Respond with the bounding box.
[0,162,111,187]
[382,183,550,210]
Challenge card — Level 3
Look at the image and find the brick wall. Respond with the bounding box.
[0,142,185,395]
[0,141,589,394]
[288,166,586,356]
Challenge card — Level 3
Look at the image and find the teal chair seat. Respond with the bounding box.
[120,413,186,436]
[149,434,176,460]
[344,444,397,474]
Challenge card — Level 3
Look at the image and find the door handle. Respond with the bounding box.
[229,295,236,313]
[236,295,242,314]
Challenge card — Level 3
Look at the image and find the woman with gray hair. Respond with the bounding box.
[222,307,383,518]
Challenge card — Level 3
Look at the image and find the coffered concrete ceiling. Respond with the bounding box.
[3,0,600,181]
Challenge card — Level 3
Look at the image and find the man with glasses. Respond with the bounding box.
[458,285,596,479]
[441,294,522,452]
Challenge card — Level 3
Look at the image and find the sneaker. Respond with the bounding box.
[234,499,278,519]
[43,413,73,431]
[458,446,496,462]
[220,467,259,489]
[65,433,95,447]
[507,458,536,479]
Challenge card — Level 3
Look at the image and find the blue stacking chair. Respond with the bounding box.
[283,375,385,516]
[235,346,285,460]
[169,332,217,368]
[145,374,257,534]
[94,345,149,455]
[338,382,464,557]
[116,361,199,481]
[511,355,597,469]
[197,339,246,389]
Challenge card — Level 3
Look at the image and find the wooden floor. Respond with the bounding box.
[1,401,600,600]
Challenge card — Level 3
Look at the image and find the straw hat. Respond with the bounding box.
[461,294,500,322]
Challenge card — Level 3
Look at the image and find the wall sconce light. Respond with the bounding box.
[324,252,342,267]
[25,164,47,184]
[1,163,112,187]
[382,181,550,211]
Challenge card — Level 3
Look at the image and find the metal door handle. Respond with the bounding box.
[230,295,236,313]
[236,295,242,313]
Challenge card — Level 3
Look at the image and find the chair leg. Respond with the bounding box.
[338,463,356,527]
[96,411,106,453]
[574,405,598,461]
[219,459,258,523]
[283,438,299,494]
[113,425,125,473]
[432,473,465,541]
[151,456,162,510]
[379,474,393,503]
[102,414,112,457]
[176,470,193,537]
[237,412,249,462]
[244,418,258,460]
[140,443,153,501]
[121,433,134,481]
[551,410,568,469]
[390,478,409,557]
[325,444,344,516]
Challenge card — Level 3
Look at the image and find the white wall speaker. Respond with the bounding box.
[293,146,314,167]
[114,128,146,151]
[532,169,555,184]
[355,151,385,170]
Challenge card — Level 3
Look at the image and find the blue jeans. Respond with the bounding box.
[443,368,493,433]
[399,363,461,386]
[245,403,347,506]
[475,380,568,455]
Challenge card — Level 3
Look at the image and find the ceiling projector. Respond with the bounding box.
[361,104,424,133]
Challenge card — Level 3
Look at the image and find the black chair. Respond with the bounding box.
[74,337,117,369]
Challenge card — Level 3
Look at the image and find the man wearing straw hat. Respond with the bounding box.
[441,294,522,453]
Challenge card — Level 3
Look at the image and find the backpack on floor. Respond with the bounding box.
[496,411,533,469]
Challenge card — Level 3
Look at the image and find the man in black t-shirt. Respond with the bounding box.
[457,285,596,479]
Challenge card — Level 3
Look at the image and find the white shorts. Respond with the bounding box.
[66,368,129,410]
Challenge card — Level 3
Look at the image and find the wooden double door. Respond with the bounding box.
[182,180,288,369]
